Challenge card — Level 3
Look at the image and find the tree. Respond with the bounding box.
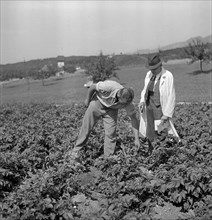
[184,39,212,71]
[63,63,76,74]
[85,52,119,83]
[38,64,56,86]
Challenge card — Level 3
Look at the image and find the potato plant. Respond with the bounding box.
[0,102,211,219]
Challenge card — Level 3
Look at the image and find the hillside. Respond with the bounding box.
[0,47,189,81]
[160,34,212,51]
[136,34,212,54]
[0,35,212,81]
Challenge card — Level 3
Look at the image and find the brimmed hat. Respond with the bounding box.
[146,53,162,70]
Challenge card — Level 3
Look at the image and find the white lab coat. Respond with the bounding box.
[139,67,179,139]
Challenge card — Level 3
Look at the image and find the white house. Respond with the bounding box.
[57,56,65,69]
[56,56,65,77]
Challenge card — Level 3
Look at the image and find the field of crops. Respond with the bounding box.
[0,101,211,219]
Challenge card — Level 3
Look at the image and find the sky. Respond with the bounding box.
[0,0,211,64]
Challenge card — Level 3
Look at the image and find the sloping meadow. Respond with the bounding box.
[0,102,211,220]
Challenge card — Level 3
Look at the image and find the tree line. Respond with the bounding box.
[1,40,211,83]
[0,60,77,82]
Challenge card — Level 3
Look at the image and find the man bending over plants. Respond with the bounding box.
[70,80,141,162]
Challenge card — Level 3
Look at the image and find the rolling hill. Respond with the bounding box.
[0,34,211,81]
[136,34,212,54]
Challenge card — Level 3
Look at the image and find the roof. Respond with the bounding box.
[57,56,65,62]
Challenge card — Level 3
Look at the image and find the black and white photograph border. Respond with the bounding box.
[0,1,212,219]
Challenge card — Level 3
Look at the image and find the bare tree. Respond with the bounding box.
[184,39,212,71]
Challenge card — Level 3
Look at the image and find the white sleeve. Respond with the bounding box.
[140,71,150,103]
[161,73,176,118]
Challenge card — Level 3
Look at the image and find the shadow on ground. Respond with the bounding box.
[43,81,58,86]
[186,69,212,75]
[4,84,22,88]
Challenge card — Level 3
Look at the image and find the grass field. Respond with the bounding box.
[0,61,211,105]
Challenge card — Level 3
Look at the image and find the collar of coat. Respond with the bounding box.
[149,67,166,80]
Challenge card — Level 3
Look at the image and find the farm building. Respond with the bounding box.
[56,56,65,77]
[57,56,65,68]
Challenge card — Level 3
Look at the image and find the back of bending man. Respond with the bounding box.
[71,80,140,161]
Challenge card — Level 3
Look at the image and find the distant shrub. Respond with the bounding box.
[85,52,119,83]
[63,64,76,74]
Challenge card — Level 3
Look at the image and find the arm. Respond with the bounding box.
[130,113,140,147]
[159,72,176,130]
[139,71,151,113]
[140,71,151,103]
[161,72,176,120]
[125,103,140,147]
[84,84,96,107]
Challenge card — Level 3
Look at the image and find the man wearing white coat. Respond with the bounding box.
[139,53,179,153]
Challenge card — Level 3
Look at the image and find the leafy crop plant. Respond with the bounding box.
[0,102,211,219]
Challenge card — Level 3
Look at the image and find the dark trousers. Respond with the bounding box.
[146,91,167,143]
